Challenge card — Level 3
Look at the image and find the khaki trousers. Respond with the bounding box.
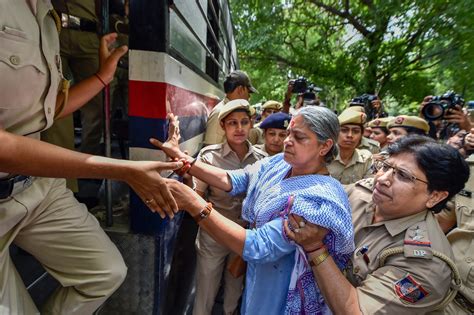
[0,178,126,315]
[193,229,244,315]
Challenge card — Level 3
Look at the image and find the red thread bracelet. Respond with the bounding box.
[94,73,107,87]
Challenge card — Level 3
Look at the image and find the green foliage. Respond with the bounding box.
[230,0,474,114]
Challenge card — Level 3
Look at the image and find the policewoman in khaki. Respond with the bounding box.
[328,107,373,185]
[192,99,266,315]
[286,136,469,314]
[387,115,430,145]
[0,1,180,314]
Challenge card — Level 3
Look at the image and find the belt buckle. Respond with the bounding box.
[61,13,80,30]
[0,178,14,199]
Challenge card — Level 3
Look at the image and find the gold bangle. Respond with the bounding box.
[309,249,330,267]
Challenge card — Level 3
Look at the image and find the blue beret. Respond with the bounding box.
[259,112,291,130]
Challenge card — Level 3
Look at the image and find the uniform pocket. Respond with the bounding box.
[0,27,48,109]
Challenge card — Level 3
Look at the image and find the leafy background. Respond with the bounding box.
[229,0,474,115]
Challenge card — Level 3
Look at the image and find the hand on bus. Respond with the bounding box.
[96,33,128,85]
[124,160,184,218]
[149,113,188,160]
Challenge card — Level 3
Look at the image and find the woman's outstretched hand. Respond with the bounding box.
[150,113,187,160]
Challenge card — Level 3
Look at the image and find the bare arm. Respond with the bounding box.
[56,33,128,118]
[284,214,362,314]
[167,179,246,254]
[150,113,233,191]
[0,129,182,218]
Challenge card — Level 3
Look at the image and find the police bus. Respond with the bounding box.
[14,0,239,313]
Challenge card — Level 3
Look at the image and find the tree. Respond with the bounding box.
[230,0,474,113]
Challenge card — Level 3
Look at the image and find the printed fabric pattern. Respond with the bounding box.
[229,154,355,314]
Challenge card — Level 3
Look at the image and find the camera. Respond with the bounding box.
[349,94,380,120]
[421,91,465,121]
[292,77,308,94]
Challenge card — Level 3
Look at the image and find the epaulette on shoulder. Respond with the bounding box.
[403,221,433,259]
[358,149,373,160]
[252,146,268,158]
[366,138,380,148]
[199,143,222,154]
[355,177,374,191]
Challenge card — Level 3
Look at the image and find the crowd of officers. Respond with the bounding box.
[1,0,473,311]
[193,70,474,314]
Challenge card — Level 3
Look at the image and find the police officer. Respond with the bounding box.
[257,100,283,124]
[0,2,181,313]
[203,70,257,146]
[286,136,469,314]
[386,115,430,145]
[349,106,381,154]
[328,108,373,185]
[193,99,266,315]
[254,112,291,156]
[368,117,392,149]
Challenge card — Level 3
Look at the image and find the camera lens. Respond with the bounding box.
[422,102,444,120]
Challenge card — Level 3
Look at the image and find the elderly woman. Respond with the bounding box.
[286,136,469,314]
[151,106,354,314]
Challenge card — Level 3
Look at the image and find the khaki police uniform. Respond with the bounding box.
[0,1,126,314]
[346,178,456,314]
[203,98,228,145]
[44,0,103,156]
[442,155,474,314]
[328,148,372,185]
[359,136,380,154]
[192,141,266,315]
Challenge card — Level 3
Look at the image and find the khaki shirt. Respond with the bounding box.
[0,0,61,137]
[194,141,266,223]
[0,0,62,178]
[52,0,97,22]
[444,155,474,314]
[202,98,227,145]
[328,148,372,185]
[346,178,455,314]
[253,143,270,156]
[359,136,380,154]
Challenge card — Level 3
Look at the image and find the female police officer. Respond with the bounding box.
[287,136,469,314]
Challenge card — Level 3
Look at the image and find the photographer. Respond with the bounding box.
[420,92,471,140]
[282,78,320,114]
[349,94,387,121]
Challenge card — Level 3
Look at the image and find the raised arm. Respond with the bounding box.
[150,113,233,191]
[0,129,181,218]
[55,33,128,118]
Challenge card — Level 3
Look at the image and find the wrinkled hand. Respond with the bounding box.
[97,33,128,84]
[164,178,206,215]
[125,160,183,219]
[150,113,187,160]
[284,214,329,251]
[445,105,472,131]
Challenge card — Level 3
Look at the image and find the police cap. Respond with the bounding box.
[218,99,251,122]
[387,115,429,134]
[259,112,291,130]
[338,108,367,126]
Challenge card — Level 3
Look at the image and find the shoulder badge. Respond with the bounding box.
[394,274,429,304]
[356,177,375,191]
[403,222,433,259]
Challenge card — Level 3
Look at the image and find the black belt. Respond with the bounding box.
[60,12,98,33]
[0,175,31,199]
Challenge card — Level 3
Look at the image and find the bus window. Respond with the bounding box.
[170,0,208,72]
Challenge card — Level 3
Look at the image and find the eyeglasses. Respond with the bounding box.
[373,159,428,185]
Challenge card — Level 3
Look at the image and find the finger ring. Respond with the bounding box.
[145,198,154,205]
[299,221,306,228]
[294,228,300,233]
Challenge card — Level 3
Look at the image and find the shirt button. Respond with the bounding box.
[353,266,360,274]
[466,257,472,263]
[47,108,51,114]
[9,55,20,65]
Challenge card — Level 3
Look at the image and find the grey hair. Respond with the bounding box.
[294,106,340,163]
